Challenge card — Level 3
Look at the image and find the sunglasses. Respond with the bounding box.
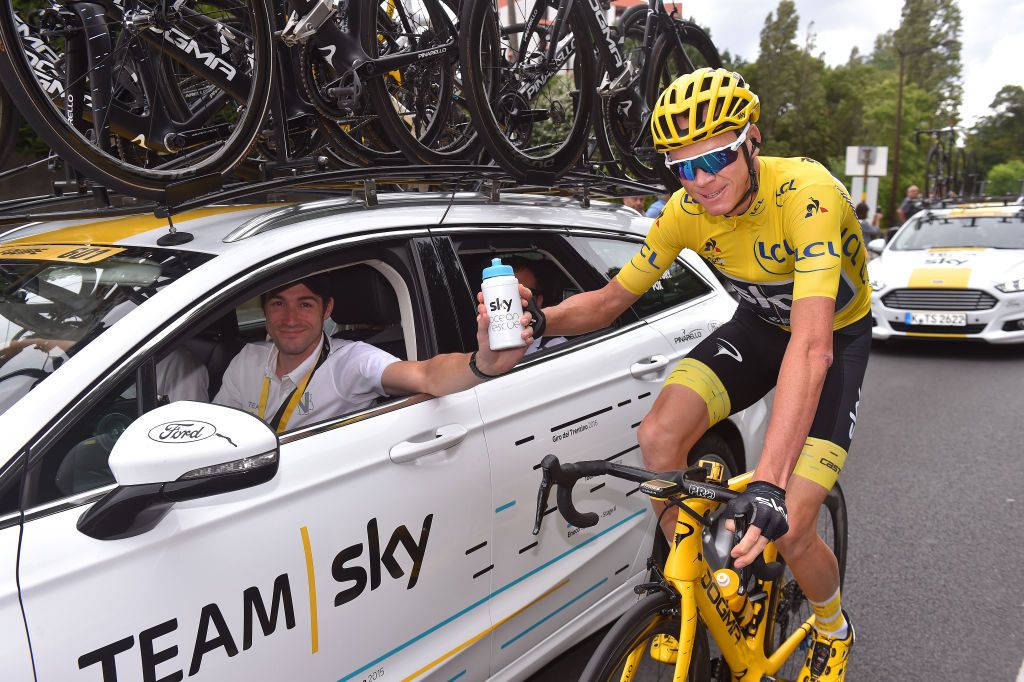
[664,123,750,182]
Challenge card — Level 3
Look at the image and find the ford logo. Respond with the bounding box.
[148,420,217,443]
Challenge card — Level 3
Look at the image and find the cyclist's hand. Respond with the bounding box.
[723,481,789,569]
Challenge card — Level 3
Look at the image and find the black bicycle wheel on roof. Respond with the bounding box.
[636,20,721,190]
[362,0,478,164]
[0,0,274,202]
[0,87,16,169]
[923,145,942,200]
[458,0,596,181]
[581,591,712,681]
[764,482,848,681]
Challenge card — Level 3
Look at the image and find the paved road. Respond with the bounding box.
[532,339,1024,681]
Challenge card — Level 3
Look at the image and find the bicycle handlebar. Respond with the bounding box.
[533,455,784,582]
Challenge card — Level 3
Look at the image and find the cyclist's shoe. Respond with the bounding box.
[798,611,854,681]
[649,634,678,664]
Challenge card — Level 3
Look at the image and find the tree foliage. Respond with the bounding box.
[967,86,1024,174]
[984,159,1024,197]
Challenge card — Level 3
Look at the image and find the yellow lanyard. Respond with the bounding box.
[257,335,330,433]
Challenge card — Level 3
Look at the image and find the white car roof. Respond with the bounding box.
[0,192,650,257]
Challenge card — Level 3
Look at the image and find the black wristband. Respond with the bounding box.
[469,351,501,380]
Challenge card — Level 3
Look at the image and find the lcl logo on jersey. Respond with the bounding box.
[679,192,705,216]
[748,197,766,217]
[754,239,796,275]
[774,179,796,206]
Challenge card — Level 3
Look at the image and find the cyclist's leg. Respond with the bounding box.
[638,309,780,540]
[774,315,869,680]
[774,314,869,598]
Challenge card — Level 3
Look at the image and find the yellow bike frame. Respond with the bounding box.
[624,472,815,682]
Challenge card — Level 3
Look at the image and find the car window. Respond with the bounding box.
[569,236,713,317]
[32,374,139,505]
[0,246,212,417]
[890,214,1024,250]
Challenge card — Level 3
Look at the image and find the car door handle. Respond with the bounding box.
[630,355,671,378]
[390,424,469,463]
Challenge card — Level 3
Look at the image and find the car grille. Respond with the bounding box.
[881,288,997,311]
[889,322,987,334]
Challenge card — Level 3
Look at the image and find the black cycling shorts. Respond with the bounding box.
[665,308,870,489]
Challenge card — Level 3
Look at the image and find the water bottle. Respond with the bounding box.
[713,568,754,627]
[481,258,526,351]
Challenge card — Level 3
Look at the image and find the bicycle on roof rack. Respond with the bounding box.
[0,0,475,202]
[457,0,720,183]
[914,126,979,201]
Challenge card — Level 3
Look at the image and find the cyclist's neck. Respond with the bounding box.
[724,157,761,218]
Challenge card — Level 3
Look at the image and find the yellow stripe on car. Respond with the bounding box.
[908,267,971,288]
[7,204,277,247]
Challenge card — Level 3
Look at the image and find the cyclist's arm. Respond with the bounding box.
[754,183,846,487]
[752,295,834,488]
[542,279,641,336]
[545,201,687,336]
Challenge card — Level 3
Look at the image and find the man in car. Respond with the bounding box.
[215,274,531,431]
[897,184,922,223]
[531,68,868,681]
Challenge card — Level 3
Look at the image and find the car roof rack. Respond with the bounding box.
[919,194,1024,210]
[0,164,666,225]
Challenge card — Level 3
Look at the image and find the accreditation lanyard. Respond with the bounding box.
[258,335,331,433]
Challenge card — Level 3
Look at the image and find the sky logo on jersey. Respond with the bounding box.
[804,197,829,218]
[775,179,796,206]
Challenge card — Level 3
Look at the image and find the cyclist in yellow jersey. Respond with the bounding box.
[531,68,866,682]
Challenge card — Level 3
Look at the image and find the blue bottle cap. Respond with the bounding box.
[482,257,514,279]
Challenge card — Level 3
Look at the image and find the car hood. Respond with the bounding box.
[874,248,1024,288]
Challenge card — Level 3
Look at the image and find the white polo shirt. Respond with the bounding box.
[214,336,400,430]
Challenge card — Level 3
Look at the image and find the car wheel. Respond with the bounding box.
[687,430,739,479]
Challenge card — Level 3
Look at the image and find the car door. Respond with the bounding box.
[435,230,673,675]
[15,238,496,682]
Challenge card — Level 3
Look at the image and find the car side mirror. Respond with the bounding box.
[77,401,278,540]
[866,238,886,255]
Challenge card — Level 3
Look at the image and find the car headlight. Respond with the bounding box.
[996,277,1024,293]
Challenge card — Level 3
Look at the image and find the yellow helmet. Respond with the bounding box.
[650,68,760,152]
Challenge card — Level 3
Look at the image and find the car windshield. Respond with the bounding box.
[890,214,1024,250]
[0,244,212,415]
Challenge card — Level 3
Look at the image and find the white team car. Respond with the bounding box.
[0,188,769,682]
[867,201,1024,343]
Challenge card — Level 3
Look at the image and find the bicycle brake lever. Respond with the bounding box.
[532,455,557,535]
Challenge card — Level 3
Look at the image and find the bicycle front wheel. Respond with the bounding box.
[766,482,848,680]
[0,0,274,201]
[459,0,596,180]
[582,592,711,682]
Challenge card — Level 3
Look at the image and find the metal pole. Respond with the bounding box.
[889,49,905,230]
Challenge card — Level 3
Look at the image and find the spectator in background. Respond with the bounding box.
[855,202,881,242]
[623,195,646,213]
[897,184,922,224]
[645,193,670,218]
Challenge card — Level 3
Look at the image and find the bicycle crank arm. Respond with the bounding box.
[165,123,235,152]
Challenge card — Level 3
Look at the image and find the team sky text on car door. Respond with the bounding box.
[76,514,433,681]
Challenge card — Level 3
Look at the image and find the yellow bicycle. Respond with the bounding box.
[532,455,847,681]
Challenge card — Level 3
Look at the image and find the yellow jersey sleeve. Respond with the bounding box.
[785,183,848,301]
[615,192,690,295]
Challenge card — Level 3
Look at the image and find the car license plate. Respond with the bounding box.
[903,311,967,326]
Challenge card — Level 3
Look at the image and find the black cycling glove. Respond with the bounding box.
[724,481,789,541]
[525,296,546,338]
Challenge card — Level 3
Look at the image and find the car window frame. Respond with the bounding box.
[565,227,720,323]
[15,228,447,515]
[434,226,645,365]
